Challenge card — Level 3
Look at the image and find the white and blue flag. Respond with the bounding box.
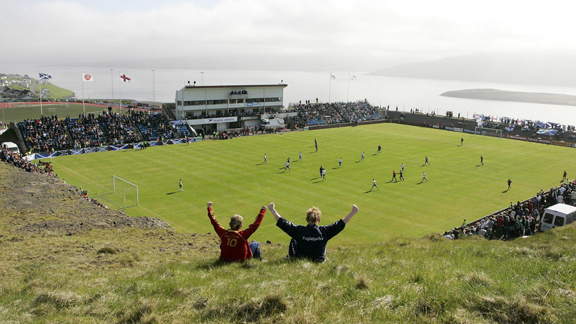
[39,73,52,80]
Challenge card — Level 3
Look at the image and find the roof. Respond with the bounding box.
[180,84,287,91]
[545,203,576,214]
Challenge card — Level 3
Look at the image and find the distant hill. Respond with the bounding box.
[441,89,576,107]
[369,52,576,87]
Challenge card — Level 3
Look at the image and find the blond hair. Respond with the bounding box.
[229,214,243,230]
[306,206,322,225]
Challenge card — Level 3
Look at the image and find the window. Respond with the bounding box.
[230,99,236,104]
[542,213,554,224]
[177,101,183,106]
[237,99,244,103]
[553,216,565,227]
[191,100,206,106]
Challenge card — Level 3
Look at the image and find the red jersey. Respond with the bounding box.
[207,207,266,262]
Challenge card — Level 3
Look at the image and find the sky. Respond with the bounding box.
[2,0,576,71]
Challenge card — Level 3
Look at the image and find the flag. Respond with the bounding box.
[351,75,357,80]
[39,73,52,80]
[120,74,131,83]
[330,74,336,80]
[82,73,93,82]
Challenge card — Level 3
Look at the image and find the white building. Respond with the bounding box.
[175,83,289,133]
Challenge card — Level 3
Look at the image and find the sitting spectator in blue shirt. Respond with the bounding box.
[268,202,359,263]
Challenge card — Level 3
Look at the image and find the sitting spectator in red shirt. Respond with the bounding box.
[206,201,266,262]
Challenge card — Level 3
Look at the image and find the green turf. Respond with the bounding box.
[48,123,576,245]
[1,103,127,123]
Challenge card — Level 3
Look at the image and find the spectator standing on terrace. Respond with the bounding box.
[268,202,359,263]
[206,201,266,262]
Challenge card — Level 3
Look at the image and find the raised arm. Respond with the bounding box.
[268,202,282,221]
[342,205,359,224]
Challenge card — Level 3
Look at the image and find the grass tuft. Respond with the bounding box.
[97,247,118,254]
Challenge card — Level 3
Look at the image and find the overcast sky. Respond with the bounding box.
[2,0,575,71]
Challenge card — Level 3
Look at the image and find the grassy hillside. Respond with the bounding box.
[1,212,575,323]
[34,82,75,99]
[50,123,576,245]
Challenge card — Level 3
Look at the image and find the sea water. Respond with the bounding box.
[2,64,576,126]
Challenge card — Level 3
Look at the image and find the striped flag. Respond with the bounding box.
[330,74,336,80]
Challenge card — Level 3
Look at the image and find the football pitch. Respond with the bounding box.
[49,123,576,245]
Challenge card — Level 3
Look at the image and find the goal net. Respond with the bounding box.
[474,127,503,139]
[97,175,139,208]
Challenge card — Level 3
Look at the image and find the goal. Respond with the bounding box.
[474,127,503,139]
[97,175,139,208]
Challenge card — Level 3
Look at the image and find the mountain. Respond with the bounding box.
[369,52,576,87]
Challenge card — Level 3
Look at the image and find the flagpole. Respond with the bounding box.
[347,73,350,103]
[119,71,122,110]
[81,72,85,115]
[38,73,43,116]
[110,69,114,106]
[329,72,332,104]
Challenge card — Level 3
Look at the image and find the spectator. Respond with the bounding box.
[206,201,266,262]
[268,202,359,262]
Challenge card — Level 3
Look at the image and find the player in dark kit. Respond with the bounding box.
[399,169,404,181]
[377,145,381,154]
[319,166,324,177]
[461,137,464,145]
[424,156,430,165]
[507,179,512,189]
[315,139,318,152]
[481,155,483,165]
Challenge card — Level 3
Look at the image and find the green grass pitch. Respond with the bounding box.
[1,103,127,123]
[48,123,576,245]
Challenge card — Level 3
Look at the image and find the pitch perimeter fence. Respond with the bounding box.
[23,137,202,161]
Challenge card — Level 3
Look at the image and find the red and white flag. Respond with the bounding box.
[82,73,93,82]
[120,74,131,83]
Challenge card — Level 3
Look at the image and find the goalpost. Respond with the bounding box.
[96,175,139,208]
[474,127,503,139]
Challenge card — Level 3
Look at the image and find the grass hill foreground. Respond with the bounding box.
[2,125,576,322]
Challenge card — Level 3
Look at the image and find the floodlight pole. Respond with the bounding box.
[110,69,114,105]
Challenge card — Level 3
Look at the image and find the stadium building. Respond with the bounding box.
[175,83,291,134]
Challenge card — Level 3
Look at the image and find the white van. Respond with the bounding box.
[540,203,576,232]
[2,142,20,154]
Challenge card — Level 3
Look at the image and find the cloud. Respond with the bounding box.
[2,0,575,70]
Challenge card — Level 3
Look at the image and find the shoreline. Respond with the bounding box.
[441,88,576,107]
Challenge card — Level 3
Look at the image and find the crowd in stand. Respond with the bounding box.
[291,101,381,127]
[19,116,73,153]
[14,110,192,153]
[444,180,576,240]
[132,111,176,140]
